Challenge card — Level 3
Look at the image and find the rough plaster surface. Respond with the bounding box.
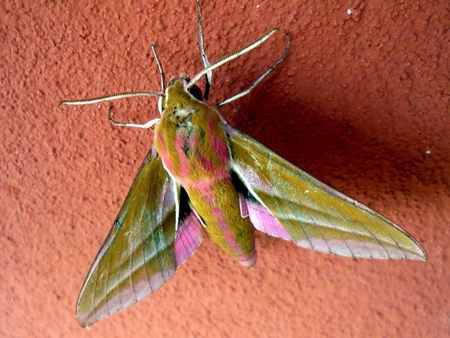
[1,0,449,337]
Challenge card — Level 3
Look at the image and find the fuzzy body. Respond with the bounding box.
[154,78,256,267]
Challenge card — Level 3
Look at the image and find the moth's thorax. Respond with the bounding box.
[154,79,231,187]
[153,79,256,267]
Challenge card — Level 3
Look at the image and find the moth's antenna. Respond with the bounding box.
[196,0,212,100]
[59,43,168,128]
[151,43,166,114]
[59,91,162,106]
[151,43,165,94]
[187,29,279,89]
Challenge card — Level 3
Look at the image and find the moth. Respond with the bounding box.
[61,0,426,328]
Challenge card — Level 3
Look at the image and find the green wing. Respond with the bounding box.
[77,149,179,327]
[228,127,426,261]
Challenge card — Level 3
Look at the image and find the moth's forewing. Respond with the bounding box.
[77,149,179,327]
[228,127,427,261]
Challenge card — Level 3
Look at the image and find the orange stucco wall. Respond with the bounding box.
[1,0,449,337]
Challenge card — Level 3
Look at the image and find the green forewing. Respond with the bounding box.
[76,149,178,327]
[228,127,426,261]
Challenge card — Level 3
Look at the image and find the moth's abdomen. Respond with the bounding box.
[187,178,257,267]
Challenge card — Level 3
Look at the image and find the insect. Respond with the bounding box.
[61,0,426,328]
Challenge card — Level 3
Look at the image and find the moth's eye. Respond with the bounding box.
[189,84,203,101]
[180,73,190,82]
[168,77,177,87]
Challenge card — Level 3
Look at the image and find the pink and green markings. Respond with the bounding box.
[155,78,257,267]
[60,0,426,328]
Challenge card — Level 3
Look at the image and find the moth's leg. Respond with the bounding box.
[107,104,160,129]
[218,34,290,107]
[196,0,212,100]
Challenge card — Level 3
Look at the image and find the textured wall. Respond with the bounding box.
[1,0,449,337]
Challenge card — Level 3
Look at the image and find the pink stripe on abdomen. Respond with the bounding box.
[211,204,256,267]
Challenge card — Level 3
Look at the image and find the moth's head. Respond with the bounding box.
[160,73,205,115]
[166,73,203,100]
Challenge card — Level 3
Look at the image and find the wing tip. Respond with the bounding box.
[407,245,428,262]
[76,313,93,329]
[398,233,427,261]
